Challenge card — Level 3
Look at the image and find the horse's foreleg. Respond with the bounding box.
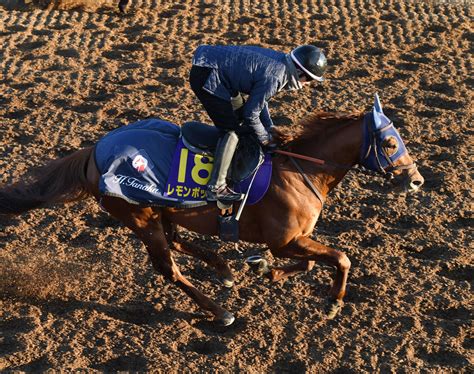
[100,198,234,326]
[172,238,234,288]
[270,236,350,319]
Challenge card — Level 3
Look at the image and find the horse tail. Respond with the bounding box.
[0,147,94,215]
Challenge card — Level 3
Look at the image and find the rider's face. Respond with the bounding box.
[298,75,312,86]
[297,70,314,86]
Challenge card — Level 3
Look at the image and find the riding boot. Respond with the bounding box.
[207,131,244,202]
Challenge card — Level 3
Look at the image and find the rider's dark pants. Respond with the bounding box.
[189,65,243,132]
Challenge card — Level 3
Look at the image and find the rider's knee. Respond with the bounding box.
[226,130,238,142]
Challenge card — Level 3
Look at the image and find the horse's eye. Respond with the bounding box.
[382,136,399,156]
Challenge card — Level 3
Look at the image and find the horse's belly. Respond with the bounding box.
[164,206,219,237]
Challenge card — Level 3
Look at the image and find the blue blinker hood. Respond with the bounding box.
[360,94,408,172]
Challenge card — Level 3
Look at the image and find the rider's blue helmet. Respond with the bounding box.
[290,45,327,82]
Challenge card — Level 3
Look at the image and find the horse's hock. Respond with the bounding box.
[0,0,117,11]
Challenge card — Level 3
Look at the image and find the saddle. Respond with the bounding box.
[181,121,263,183]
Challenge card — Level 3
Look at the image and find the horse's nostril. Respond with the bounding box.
[409,178,424,191]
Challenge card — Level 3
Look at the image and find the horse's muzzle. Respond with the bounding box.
[391,165,424,193]
[398,166,424,193]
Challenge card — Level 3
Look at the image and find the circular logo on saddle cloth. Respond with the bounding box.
[132,154,148,173]
[382,136,399,157]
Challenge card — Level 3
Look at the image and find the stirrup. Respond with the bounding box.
[217,186,244,202]
[207,185,243,202]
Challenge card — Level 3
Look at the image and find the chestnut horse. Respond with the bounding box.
[0,96,424,326]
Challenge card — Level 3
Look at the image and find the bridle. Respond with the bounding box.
[360,114,418,181]
[274,113,419,204]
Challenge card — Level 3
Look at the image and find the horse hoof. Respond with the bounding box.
[215,311,235,326]
[221,277,234,288]
[326,299,343,320]
[245,255,270,276]
[246,255,263,264]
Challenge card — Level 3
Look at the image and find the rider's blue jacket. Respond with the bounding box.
[192,45,298,143]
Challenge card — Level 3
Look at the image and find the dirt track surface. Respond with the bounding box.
[0,0,472,371]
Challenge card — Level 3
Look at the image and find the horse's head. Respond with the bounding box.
[359,94,424,193]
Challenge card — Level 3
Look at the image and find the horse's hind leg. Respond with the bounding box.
[100,197,235,326]
[172,236,234,288]
[267,260,315,282]
[160,220,234,287]
[147,238,234,326]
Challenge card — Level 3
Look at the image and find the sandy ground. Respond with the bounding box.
[0,0,472,371]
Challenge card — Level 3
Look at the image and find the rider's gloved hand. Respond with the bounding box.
[261,136,279,153]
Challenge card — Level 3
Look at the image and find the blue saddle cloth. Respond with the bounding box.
[94,118,272,208]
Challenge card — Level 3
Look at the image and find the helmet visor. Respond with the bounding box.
[290,50,325,82]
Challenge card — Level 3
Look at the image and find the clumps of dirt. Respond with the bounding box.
[0,253,85,301]
[1,0,116,11]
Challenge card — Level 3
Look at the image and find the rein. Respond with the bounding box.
[275,149,372,177]
[275,149,351,206]
[275,149,383,206]
[276,148,416,175]
[272,113,419,203]
[275,149,351,170]
[275,116,417,181]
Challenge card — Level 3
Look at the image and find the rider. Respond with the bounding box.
[189,44,327,203]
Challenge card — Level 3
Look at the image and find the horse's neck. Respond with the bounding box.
[291,118,363,196]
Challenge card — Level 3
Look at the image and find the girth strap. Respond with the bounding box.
[290,157,325,205]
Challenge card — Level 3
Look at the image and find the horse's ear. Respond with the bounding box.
[373,108,382,128]
[374,93,384,114]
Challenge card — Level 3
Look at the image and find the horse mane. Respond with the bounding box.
[273,111,364,146]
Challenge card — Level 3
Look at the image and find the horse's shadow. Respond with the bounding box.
[3,293,247,335]
[3,294,248,371]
